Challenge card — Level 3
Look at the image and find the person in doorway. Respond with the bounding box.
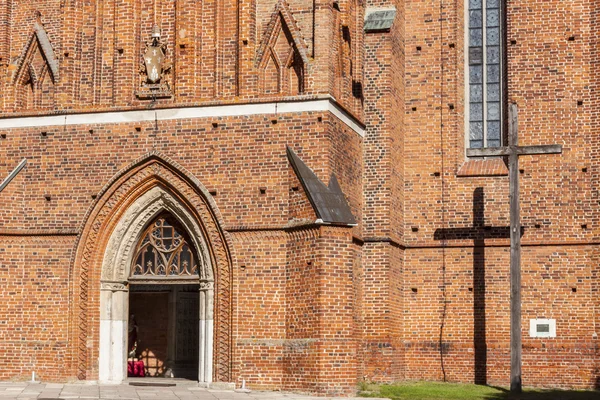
[127,314,145,377]
[128,314,138,359]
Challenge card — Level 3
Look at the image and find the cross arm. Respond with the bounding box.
[515,144,562,156]
[467,147,511,157]
[467,144,562,158]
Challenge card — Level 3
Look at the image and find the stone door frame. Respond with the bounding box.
[98,186,214,383]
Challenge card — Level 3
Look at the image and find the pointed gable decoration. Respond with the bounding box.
[13,22,59,85]
[256,0,310,95]
[256,0,310,68]
[287,146,357,226]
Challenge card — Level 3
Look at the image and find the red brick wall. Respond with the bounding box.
[0,0,363,119]
[0,111,362,393]
[0,114,357,232]
[283,226,357,395]
[0,0,598,393]
[284,228,322,391]
[359,0,405,384]
[0,237,73,381]
[398,0,599,390]
[312,226,357,394]
[403,246,597,388]
[231,230,287,389]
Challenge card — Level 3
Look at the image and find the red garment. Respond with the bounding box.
[127,360,145,377]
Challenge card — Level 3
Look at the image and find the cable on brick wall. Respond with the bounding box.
[438,0,448,383]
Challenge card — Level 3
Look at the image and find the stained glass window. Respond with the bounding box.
[468,0,502,148]
[131,213,199,278]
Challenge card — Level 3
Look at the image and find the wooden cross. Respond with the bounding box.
[466,103,562,393]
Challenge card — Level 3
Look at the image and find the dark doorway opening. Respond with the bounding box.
[128,284,199,380]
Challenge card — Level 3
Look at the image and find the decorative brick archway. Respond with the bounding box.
[71,153,233,383]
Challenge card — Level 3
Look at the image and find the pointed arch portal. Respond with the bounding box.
[99,187,214,383]
[72,155,232,385]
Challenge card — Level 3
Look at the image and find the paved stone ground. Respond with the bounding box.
[0,383,377,400]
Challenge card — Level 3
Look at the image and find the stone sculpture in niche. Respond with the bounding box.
[136,24,172,99]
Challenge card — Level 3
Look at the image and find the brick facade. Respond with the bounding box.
[0,0,598,394]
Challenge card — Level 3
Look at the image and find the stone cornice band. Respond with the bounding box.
[0,98,365,137]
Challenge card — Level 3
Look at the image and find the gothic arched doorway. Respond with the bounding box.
[98,186,214,384]
[128,213,204,380]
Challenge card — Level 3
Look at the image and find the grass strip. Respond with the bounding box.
[358,382,600,400]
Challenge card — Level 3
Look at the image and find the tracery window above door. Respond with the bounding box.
[130,213,199,281]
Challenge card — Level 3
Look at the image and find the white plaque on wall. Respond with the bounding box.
[529,319,556,338]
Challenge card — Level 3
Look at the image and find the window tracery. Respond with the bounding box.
[131,213,199,278]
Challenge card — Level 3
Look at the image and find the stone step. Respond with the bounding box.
[126,377,198,387]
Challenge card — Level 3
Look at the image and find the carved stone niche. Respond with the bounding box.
[136,24,172,99]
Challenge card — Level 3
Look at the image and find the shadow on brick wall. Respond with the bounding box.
[472,188,487,385]
[434,188,510,385]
